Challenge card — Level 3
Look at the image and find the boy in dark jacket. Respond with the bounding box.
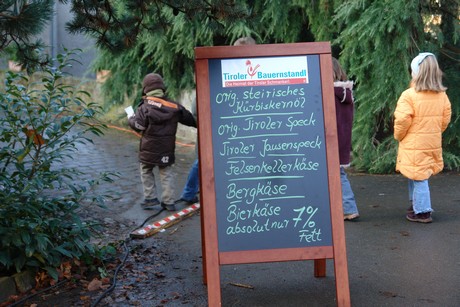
[128,73,196,211]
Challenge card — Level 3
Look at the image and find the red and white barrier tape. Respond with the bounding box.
[130,203,200,238]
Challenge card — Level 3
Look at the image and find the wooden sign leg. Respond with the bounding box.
[206,267,222,306]
[334,239,351,307]
[314,259,326,277]
[201,202,207,285]
[205,244,222,306]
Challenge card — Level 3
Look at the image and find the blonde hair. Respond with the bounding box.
[412,55,447,92]
[233,37,256,46]
[332,57,347,82]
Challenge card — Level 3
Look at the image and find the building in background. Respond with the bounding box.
[1,2,96,79]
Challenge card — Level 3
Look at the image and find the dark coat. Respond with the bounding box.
[129,96,196,166]
[334,81,354,166]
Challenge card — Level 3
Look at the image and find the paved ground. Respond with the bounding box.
[69,126,460,306]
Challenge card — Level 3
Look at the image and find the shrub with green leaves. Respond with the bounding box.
[0,51,114,279]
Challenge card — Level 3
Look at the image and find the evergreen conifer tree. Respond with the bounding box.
[332,0,459,172]
[0,0,54,70]
[2,0,458,172]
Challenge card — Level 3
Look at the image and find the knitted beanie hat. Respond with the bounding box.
[410,52,434,77]
[142,73,165,94]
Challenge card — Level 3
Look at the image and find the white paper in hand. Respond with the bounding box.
[124,106,134,118]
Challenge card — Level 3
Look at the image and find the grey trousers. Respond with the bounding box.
[139,162,175,205]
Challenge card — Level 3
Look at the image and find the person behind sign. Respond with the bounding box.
[174,37,257,208]
[332,57,360,221]
[174,97,200,208]
[233,36,256,46]
[394,53,451,223]
[128,73,196,211]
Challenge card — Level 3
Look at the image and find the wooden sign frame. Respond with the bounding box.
[195,42,350,306]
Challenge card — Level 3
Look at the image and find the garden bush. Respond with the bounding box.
[0,50,115,279]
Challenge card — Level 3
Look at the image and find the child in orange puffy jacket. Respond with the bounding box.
[393,53,451,223]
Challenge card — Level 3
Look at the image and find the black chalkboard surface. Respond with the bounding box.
[208,55,332,252]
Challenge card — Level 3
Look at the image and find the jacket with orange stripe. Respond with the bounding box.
[129,96,196,166]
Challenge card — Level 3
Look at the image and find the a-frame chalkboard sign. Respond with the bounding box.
[195,42,350,306]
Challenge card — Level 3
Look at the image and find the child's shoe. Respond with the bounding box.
[161,202,176,212]
[141,198,160,210]
[174,197,199,208]
[406,211,432,223]
[407,203,414,213]
[344,213,360,221]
